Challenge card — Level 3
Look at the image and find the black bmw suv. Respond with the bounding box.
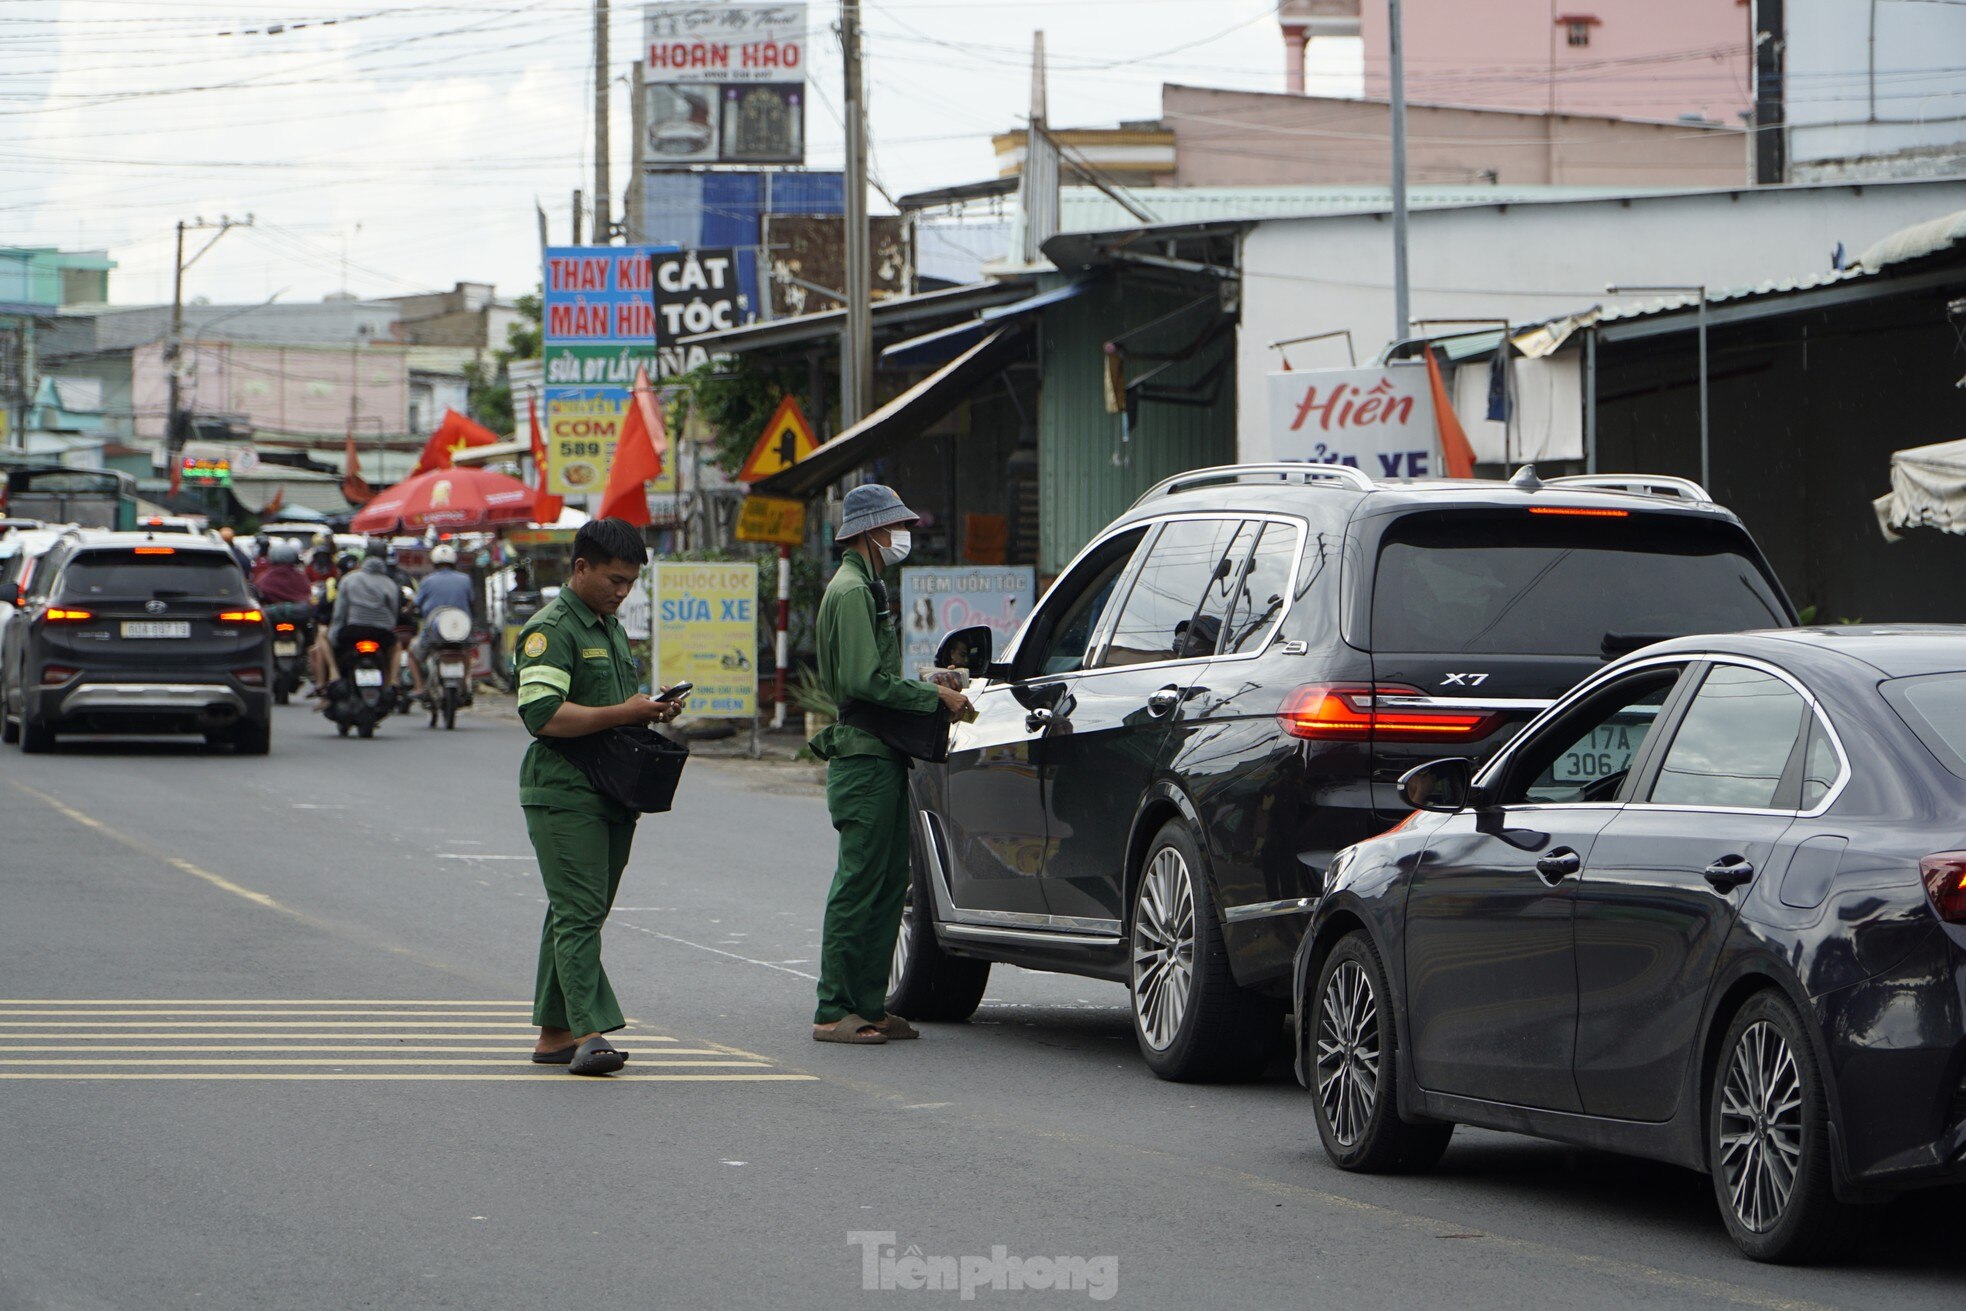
[890,464,1796,1081]
[0,531,273,754]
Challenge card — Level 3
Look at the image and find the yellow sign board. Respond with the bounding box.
[735,395,819,484]
[734,495,806,547]
[544,393,678,498]
[653,562,757,719]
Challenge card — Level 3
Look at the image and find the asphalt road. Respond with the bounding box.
[1,702,1961,1311]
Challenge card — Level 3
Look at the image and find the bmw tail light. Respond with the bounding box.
[40,665,77,685]
[216,609,264,626]
[1279,684,1499,743]
[1920,853,1966,923]
[42,608,92,623]
[353,639,381,655]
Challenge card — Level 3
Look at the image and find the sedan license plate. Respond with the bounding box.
[438,660,467,679]
[121,621,190,639]
[1550,717,1649,785]
[353,668,384,688]
[273,640,299,657]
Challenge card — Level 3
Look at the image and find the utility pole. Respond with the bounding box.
[593,0,613,244]
[166,215,251,467]
[1388,0,1411,342]
[839,0,872,428]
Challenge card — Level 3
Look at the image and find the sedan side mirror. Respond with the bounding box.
[1400,758,1478,813]
[936,625,993,679]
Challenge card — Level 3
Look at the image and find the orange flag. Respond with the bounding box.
[412,409,501,476]
[263,485,285,518]
[528,393,564,526]
[341,429,372,504]
[168,454,183,499]
[598,366,666,527]
[1423,346,1479,479]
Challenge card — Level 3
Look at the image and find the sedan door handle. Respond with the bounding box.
[1704,856,1756,892]
[1535,848,1582,884]
[1025,706,1054,733]
[1146,686,1183,717]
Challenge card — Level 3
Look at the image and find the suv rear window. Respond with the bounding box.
[1371,514,1788,656]
[60,549,248,602]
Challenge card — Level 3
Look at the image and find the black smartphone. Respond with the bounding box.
[656,681,694,702]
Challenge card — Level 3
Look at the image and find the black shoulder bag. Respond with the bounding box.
[549,725,690,813]
[836,575,951,765]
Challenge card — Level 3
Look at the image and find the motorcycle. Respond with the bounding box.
[419,606,475,731]
[325,633,395,738]
[264,602,314,706]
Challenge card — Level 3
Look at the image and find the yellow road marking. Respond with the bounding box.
[0,1058,772,1067]
[0,1045,704,1054]
[0,1010,533,1019]
[0,1021,544,1028]
[0,1000,530,1006]
[0,1072,817,1082]
[0,1032,612,1040]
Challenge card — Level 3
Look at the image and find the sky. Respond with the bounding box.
[2,1,1365,308]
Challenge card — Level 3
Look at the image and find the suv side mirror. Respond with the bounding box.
[936,625,993,679]
[0,582,17,607]
[1400,758,1478,813]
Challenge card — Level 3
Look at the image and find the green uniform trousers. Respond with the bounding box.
[526,805,636,1037]
[814,755,911,1025]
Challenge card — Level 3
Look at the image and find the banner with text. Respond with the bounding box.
[899,565,1037,673]
[642,3,806,165]
[1266,365,1439,480]
[651,561,758,719]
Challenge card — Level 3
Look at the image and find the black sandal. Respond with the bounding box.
[530,1043,579,1065]
[567,1036,628,1076]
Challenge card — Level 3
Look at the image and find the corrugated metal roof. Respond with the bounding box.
[1056,184,1672,230]
[1858,207,1966,271]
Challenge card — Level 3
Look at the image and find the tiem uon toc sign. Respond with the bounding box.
[1267,365,1440,478]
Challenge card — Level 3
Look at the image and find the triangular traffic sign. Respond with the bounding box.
[736,395,819,484]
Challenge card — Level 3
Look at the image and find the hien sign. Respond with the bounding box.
[1266,364,1439,479]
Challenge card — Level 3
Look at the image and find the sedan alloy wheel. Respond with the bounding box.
[1316,959,1380,1149]
[1718,1019,1805,1233]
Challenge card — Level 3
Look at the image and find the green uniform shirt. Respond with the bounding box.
[515,588,637,821]
[809,549,941,762]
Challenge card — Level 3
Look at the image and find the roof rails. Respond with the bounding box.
[1544,473,1713,504]
[1130,463,1376,509]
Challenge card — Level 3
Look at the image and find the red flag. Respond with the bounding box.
[168,454,183,499]
[1423,346,1479,479]
[527,393,564,526]
[263,485,285,518]
[412,409,501,476]
[597,366,666,526]
[341,430,372,505]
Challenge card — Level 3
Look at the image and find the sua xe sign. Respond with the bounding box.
[1266,365,1439,479]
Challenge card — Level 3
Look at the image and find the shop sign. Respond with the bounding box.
[651,561,758,718]
[899,566,1036,672]
[542,389,679,499]
[1266,364,1439,478]
[734,494,805,546]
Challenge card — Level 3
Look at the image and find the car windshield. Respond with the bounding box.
[1371,513,1789,656]
[60,550,248,602]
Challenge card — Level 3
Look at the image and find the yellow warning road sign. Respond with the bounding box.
[736,395,819,483]
[734,495,806,546]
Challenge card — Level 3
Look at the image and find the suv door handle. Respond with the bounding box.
[1025,706,1054,733]
[1703,856,1756,892]
[1146,686,1183,717]
[1535,848,1582,884]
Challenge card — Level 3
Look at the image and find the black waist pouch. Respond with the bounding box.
[838,699,950,765]
[549,726,690,813]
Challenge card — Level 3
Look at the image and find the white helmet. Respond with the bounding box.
[430,544,458,566]
[269,539,301,565]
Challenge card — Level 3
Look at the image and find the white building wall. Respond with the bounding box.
[1235,179,1966,462]
[1784,0,1966,173]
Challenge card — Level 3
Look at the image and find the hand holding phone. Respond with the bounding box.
[656,681,694,703]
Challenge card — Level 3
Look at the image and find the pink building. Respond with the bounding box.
[1355,0,1753,125]
[132,341,408,444]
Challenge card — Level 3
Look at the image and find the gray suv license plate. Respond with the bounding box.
[121,621,190,639]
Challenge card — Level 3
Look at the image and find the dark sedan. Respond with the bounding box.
[1293,627,1966,1262]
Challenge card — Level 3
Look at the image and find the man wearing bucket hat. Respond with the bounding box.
[809,484,972,1044]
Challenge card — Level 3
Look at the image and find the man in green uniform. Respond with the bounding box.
[514,518,684,1076]
[809,485,971,1044]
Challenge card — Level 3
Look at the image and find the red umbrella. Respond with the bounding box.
[349,466,539,534]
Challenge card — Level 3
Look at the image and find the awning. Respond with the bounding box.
[880,279,1095,369]
[1873,438,1966,541]
[674,279,1033,357]
[756,326,1032,499]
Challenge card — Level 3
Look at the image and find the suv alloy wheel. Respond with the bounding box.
[1129,819,1279,1082]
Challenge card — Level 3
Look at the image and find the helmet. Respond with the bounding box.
[336,553,358,573]
[430,544,458,567]
[363,539,389,560]
[269,539,301,565]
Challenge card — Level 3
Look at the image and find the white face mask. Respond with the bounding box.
[878,529,912,567]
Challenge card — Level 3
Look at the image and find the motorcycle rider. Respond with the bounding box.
[323,541,408,705]
[252,539,313,606]
[308,552,359,696]
[407,543,475,701]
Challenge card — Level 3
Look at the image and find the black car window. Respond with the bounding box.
[1180,521,1257,661]
[59,550,248,603]
[1505,668,1683,805]
[1649,665,1808,810]
[1221,523,1299,656]
[1800,714,1840,810]
[1098,518,1240,668]
[1020,528,1147,680]
[1880,672,1966,779]
[1371,513,1788,656]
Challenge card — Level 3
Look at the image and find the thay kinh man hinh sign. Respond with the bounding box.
[899,566,1037,673]
[1266,364,1440,479]
[642,2,806,166]
[540,245,745,499]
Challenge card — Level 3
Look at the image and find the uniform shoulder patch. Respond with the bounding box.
[522,631,549,660]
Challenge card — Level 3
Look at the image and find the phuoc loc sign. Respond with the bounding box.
[1266,365,1439,479]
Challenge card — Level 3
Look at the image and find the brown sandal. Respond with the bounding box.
[872,1015,919,1040]
[812,1013,887,1045]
